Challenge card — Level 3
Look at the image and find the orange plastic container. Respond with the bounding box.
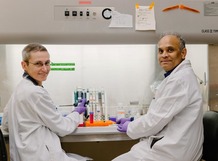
[85,120,115,127]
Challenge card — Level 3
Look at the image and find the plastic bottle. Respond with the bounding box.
[116,103,125,121]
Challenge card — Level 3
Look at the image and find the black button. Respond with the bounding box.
[64,10,70,16]
[80,11,83,16]
[86,11,90,16]
[72,11,77,16]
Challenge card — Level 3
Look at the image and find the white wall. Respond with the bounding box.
[38,45,159,107]
[0,44,208,112]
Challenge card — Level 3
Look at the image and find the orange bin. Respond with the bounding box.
[85,120,115,127]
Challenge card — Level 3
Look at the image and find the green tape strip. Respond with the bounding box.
[51,63,75,66]
[51,68,75,71]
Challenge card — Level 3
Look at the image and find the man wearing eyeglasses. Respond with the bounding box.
[2,43,91,161]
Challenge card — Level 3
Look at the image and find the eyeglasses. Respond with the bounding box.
[27,61,51,68]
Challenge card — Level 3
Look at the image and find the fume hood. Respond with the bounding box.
[0,0,217,44]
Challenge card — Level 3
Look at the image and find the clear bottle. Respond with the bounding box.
[116,103,125,121]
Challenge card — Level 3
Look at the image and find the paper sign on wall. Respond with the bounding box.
[135,5,156,31]
[109,11,133,28]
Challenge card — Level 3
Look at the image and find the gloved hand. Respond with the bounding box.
[117,121,130,132]
[116,117,134,124]
[74,98,87,114]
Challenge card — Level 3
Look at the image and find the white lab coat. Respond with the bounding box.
[2,78,84,161]
[113,60,204,161]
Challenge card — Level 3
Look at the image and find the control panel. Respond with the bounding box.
[54,6,114,21]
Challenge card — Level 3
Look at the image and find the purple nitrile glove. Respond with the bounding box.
[117,121,130,132]
[74,98,87,114]
[116,117,134,124]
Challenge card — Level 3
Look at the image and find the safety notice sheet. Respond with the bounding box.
[135,6,156,31]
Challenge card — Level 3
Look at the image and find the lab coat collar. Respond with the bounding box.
[164,69,174,78]
[164,59,185,78]
[22,72,42,87]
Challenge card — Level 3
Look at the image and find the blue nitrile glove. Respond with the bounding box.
[117,121,130,132]
[116,117,134,124]
[74,98,87,114]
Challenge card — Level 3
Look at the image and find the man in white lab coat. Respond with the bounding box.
[2,43,91,161]
[113,33,204,161]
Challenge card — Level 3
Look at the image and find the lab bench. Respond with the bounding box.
[3,126,139,161]
[61,126,138,161]
[60,125,132,142]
